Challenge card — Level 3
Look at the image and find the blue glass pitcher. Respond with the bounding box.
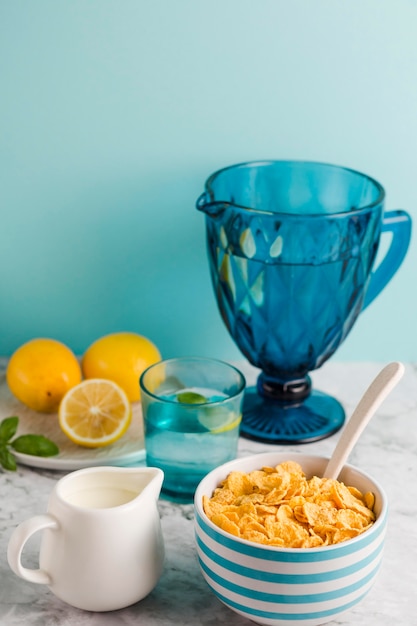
[197,161,412,443]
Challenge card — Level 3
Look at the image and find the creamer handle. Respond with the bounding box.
[7,514,59,585]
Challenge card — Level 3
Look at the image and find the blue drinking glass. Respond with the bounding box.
[140,357,245,502]
[197,161,412,443]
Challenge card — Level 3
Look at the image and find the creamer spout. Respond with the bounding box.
[140,467,164,500]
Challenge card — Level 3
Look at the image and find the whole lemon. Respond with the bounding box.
[81,332,161,402]
[6,338,82,413]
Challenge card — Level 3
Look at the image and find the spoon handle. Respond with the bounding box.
[323,361,405,480]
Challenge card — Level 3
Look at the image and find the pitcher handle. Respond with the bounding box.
[7,514,59,585]
[363,209,412,309]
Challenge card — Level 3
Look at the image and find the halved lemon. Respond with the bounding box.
[58,379,132,448]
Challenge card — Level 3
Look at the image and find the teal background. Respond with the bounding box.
[0,1,416,362]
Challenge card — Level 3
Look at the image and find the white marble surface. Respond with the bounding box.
[1,361,417,625]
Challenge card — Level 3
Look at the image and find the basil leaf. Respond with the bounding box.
[11,435,59,457]
[0,416,19,443]
[0,446,17,471]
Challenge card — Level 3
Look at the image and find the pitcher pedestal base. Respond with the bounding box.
[240,387,345,444]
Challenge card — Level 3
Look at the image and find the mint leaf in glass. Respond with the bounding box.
[176,391,207,404]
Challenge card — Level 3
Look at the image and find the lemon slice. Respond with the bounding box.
[176,389,241,433]
[58,379,132,448]
[198,408,242,433]
[209,413,242,434]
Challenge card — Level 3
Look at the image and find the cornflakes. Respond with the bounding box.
[203,461,375,548]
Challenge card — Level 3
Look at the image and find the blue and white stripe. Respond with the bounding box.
[195,508,387,626]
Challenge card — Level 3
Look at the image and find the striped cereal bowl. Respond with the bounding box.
[194,452,387,626]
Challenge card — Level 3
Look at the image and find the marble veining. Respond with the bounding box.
[1,361,417,625]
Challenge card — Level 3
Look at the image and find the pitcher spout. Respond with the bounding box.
[196,192,229,218]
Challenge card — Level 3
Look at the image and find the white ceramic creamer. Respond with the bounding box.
[7,466,165,612]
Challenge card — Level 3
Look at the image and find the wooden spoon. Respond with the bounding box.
[323,361,404,480]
